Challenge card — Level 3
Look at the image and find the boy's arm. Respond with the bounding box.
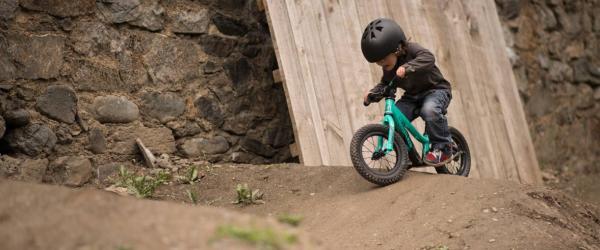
[401,42,435,73]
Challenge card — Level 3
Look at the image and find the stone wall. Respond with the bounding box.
[495,0,599,177]
[0,0,296,180]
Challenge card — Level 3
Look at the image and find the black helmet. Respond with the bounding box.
[360,18,406,63]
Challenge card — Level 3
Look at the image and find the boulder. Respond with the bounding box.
[141,92,185,123]
[36,85,78,124]
[0,115,4,139]
[88,127,107,154]
[240,137,277,158]
[70,21,121,57]
[108,125,176,155]
[5,123,57,156]
[3,109,30,128]
[6,33,65,79]
[199,35,237,57]
[91,95,139,123]
[17,159,49,183]
[179,136,230,157]
[194,96,224,127]
[97,0,165,31]
[142,36,206,83]
[20,0,95,17]
[46,156,93,187]
[167,120,204,138]
[0,0,18,20]
[212,13,248,36]
[170,6,210,34]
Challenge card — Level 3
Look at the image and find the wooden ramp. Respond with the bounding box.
[263,0,542,184]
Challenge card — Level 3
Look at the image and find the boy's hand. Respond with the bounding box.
[363,91,371,106]
[396,66,406,78]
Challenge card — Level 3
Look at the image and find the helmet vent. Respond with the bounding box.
[370,32,376,39]
[375,26,383,31]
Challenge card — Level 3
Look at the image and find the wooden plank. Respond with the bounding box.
[262,0,541,183]
[264,0,323,165]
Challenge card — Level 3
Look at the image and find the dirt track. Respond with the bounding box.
[2,164,600,249]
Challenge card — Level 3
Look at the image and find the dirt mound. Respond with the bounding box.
[157,164,600,249]
[0,180,319,250]
[1,164,599,250]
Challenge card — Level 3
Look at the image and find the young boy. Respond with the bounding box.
[361,18,453,165]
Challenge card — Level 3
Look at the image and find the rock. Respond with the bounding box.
[3,109,30,128]
[594,87,600,100]
[20,0,95,17]
[91,95,140,123]
[203,61,221,74]
[71,21,121,57]
[129,0,165,31]
[142,35,206,83]
[108,125,176,155]
[97,0,165,31]
[265,123,294,148]
[0,0,18,20]
[5,123,57,156]
[194,96,224,127]
[88,127,107,154]
[6,33,65,79]
[555,8,582,37]
[141,92,185,123]
[574,84,594,109]
[0,155,21,177]
[525,87,555,117]
[240,137,277,157]
[97,162,123,185]
[17,158,49,183]
[230,151,257,163]
[199,35,237,57]
[118,51,150,88]
[213,0,247,10]
[212,14,248,36]
[167,120,204,138]
[36,85,78,124]
[0,115,4,139]
[241,44,260,58]
[55,126,73,145]
[536,4,557,30]
[72,59,131,92]
[572,58,591,83]
[170,5,210,34]
[225,58,251,89]
[46,156,93,187]
[222,112,257,135]
[548,61,572,83]
[179,136,230,157]
[495,0,520,20]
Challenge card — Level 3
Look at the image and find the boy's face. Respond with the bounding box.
[375,53,397,71]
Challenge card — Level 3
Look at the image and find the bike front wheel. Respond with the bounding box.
[350,124,409,186]
[435,127,471,176]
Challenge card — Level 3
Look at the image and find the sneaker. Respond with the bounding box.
[424,148,451,166]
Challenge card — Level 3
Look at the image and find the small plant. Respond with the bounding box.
[212,224,297,250]
[186,189,198,205]
[277,213,303,227]
[233,183,264,205]
[177,165,200,184]
[114,166,170,199]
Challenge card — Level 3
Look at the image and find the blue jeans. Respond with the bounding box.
[396,89,452,150]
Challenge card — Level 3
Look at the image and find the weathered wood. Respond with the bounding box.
[263,0,542,184]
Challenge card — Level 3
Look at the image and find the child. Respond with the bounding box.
[361,18,453,165]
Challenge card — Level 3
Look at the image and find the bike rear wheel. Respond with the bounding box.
[350,124,409,186]
[435,127,471,176]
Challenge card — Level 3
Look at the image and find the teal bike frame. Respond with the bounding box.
[373,83,431,161]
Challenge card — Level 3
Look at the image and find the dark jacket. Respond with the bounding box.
[370,42,450,96]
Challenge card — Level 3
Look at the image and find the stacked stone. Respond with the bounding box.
[496,0,600,174]
[0,0,295,185]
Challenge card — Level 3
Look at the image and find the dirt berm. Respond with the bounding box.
[2,165,600,250]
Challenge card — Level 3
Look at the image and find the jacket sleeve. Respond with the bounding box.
[402,42,435,73]
[369,81,387,94]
